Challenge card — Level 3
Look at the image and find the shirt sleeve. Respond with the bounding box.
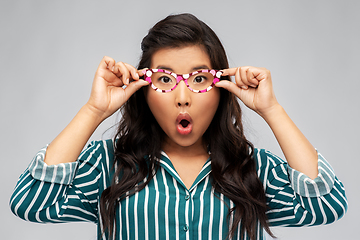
[9,140,113,224]
[254,148,348,227]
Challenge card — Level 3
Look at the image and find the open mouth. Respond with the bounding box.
[176,113,193,135]
[180,119,190,128]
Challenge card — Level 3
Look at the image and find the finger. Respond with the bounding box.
[246,67,259,88]
[239,67,251,87]
[99,56,116,71]
[114,61,130,85]
[95,56,120,84]
[235,67,248,90]
[137,68,148,78]
[221,68,237,76]
[123,63,140,81]
[123,79,150,99]
[215,80,242,97]
[222,67,250,89]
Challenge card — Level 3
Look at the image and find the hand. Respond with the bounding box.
[86,56,149,121]
[215,66,279,117]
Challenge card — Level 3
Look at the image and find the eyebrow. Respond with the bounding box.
[155,65,211,72]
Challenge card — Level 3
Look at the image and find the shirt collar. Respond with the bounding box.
[157,151,212,192]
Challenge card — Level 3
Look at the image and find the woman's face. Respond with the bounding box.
[145,45,220,152]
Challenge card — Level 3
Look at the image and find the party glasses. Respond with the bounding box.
[143,69,223,93]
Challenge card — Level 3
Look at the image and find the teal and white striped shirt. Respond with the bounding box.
[10,139,347,240]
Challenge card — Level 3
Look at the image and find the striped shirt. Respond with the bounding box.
[10,139,347,240]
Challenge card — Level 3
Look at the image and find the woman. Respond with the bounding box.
[10,13,347,240]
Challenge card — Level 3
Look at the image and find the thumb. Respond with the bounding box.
[123,80,149,99]
[215,80,242,97]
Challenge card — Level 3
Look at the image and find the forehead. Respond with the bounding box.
[150,45,212,73]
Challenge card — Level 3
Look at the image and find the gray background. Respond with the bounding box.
[1,1,359,239]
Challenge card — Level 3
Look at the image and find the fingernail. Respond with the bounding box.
[241,86,248,90]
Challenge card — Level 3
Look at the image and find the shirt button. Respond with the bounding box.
[185,195,190,200]
[183,224,189,232]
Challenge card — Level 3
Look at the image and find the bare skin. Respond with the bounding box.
[145,46,220,188]
[44,46,318,190]
[44,57,149,166]
[217,67,318,179]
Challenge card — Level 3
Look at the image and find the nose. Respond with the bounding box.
[175,80,191,107]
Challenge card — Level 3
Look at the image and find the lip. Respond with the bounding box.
[176,113,193,135]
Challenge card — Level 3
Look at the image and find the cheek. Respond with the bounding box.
[145,88,172,119]
[194,89,220,123]
[207,88,220,110]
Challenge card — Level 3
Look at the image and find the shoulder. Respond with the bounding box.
[77,139,116,170]
[253,148,288,183]
[253,148,287,169]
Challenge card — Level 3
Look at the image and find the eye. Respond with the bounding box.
[158,76,172,84]
[193,75,207,84]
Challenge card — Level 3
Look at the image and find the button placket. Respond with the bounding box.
[182,189,192,234]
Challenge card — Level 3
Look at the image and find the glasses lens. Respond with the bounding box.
[188,72,214,91]
[151,72,177,90]
[149,70,217,92]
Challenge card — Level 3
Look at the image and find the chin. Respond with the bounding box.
[171,134,205,149]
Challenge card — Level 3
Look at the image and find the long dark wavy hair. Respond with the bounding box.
[100,13,274,240]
